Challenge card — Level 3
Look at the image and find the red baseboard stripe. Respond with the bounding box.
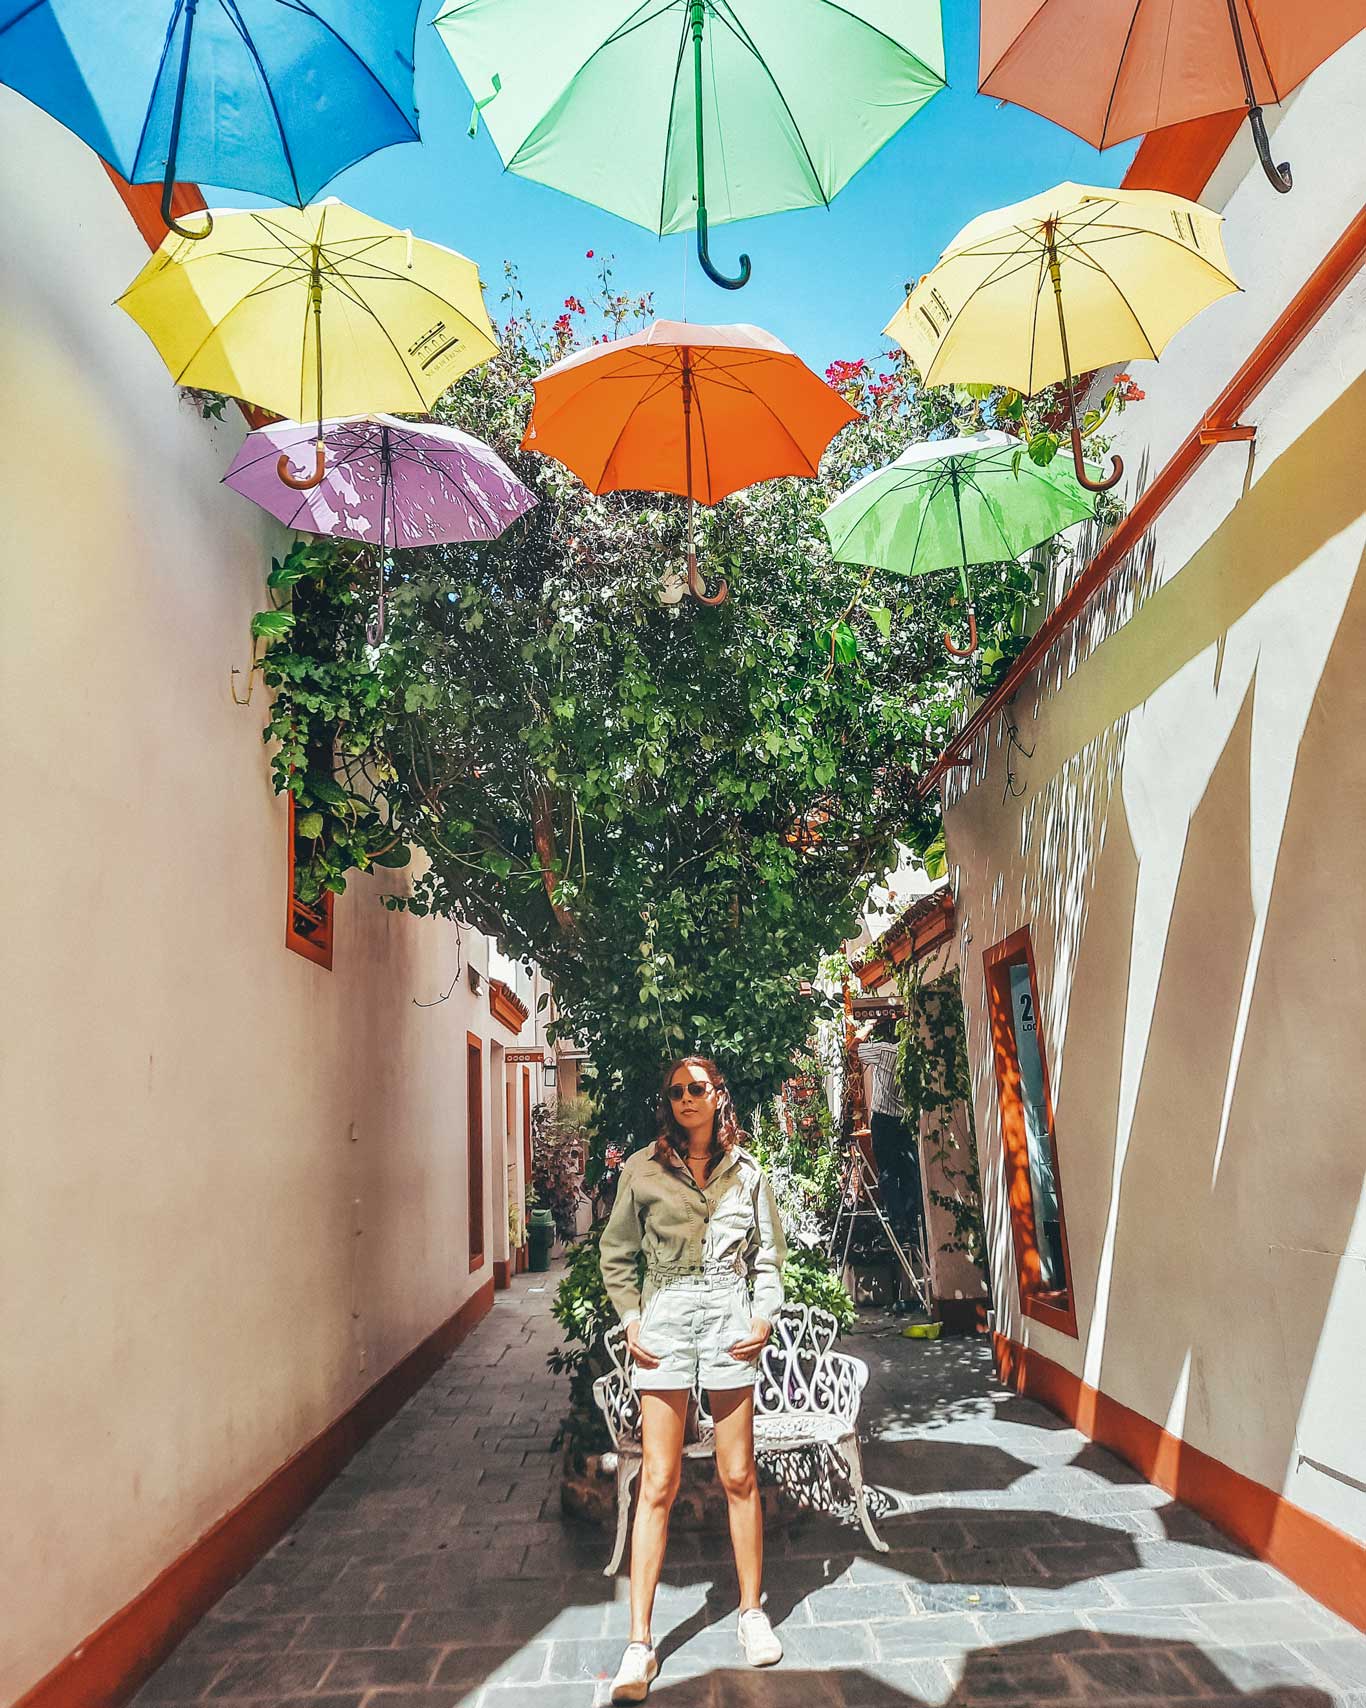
[16,1280,495,1708]
[994,1333,1366,1632]
[493,1258,513,1290]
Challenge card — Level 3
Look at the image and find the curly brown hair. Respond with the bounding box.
[652,1057,745,1176]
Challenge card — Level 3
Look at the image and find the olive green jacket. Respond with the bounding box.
[599,1140,788,1326]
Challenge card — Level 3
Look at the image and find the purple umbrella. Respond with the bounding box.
[224,414,536,638]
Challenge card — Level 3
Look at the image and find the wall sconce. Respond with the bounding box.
[542,1059,558,1089]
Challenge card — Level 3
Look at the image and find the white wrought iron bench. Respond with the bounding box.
[591,1302,888,1575]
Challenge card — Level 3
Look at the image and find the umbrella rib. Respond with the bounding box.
[1099,2,1144,148]
[129,1,184,182]
[1052,231,1160,359]
[277,0,420,142]
[590,354,683,491]
[1027,244,1048,394]
[692,349,832,474]
[808,0,945,87]
[709,2,829,206]
[221,0,305,203]
[657,8,690,238]
[504,0,667,168]
[956,462,1030,562]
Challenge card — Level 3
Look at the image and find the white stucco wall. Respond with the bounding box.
[0,92,540,1703]
[943,41,1366,1545]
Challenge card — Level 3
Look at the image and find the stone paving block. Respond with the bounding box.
[1103,1567,1227,1608]
[204,1648,335,1696]
[130,1652,229,1701]
[826,1660,956,1701]
[289,1612,407,1649]
[1066,1644,1209,1697]
[1083,1609,1203,1643]
[1291,1641,1366,1689]
[705,1664,845,1706]
[180,1615,307,1655]
[1190,1640,1343,1693]
[1202,1561,1291,1601]
[951,1651,1076,1700]
[871,1614,981,1659]
[1195,1597,1343,1646]
[322,1645,444,1688]
[972,1610,1092,1646]
[1007,1577,1118,1612]
[912,1583,1018,1616]
[544,1637,636,1683]
[432,1641,553,1689]
[775,1621,878,1666]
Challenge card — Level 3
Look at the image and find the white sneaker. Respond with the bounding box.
[609,1641,659,1703]
[738,1606,783,1667]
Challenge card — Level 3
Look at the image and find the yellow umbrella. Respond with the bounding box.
[117,200,498,489]
[884,183,1239,490]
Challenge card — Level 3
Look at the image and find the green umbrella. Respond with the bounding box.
[821,430,1097,656]
[435,0,944,289]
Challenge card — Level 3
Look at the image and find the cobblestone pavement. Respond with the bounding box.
[135,1263,1366,1708]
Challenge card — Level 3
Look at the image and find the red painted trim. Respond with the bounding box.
[467,1032,485,1272]
[14,1279,495,1708]
[487,977,530,1033]
[920,200,1366,797]
[983,929,1078,1338]
[994,1332,1366,1633]
[1122,110,1245,201]
[493,1258,513,1290]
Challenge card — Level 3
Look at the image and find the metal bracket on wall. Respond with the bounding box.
[1198,421,1257,446]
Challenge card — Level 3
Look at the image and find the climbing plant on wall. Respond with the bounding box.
[894,962,987,1271]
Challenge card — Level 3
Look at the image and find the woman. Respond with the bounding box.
[599,1057,788,1703]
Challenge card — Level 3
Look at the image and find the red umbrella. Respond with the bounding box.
[979,0,1366,193]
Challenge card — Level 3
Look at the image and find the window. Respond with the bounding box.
[467,1034,484,1271]
[285,793,334,968]
[983,929,1077,1336]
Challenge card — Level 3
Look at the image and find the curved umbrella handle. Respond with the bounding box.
[1248,105,1293,193]
[161,179,213,241]
[1069,421,1123,492]
[277,443,327,491]
[696,210,751,291]
[687,549,729,607]
[943,607,978,658]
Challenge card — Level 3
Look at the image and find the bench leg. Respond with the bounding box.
[605,1455,641,1576]
[835,1434,889,1553]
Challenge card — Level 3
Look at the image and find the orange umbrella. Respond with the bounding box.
[522,321,858,603]
[979,0,1366,194]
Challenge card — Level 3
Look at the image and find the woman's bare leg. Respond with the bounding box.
[709,1387,763,1610]
[628,1390,689,1644]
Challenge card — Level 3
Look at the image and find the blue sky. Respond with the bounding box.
[218,3,1138,372]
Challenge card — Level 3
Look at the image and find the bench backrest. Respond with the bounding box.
[593,1302,867,1447]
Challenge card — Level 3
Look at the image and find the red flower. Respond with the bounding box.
[824,357,867,388]
[1114,372,1146,403]
[564,294,586,315]
[586,249,595,259]
[553,312,573,336]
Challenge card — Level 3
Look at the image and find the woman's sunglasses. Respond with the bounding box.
[668,1080,714,1102]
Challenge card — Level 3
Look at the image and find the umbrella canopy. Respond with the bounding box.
[884,183,1239,490]
[979,0,1366,193]
[523,319,858,601]
[434,0,944,288]
[117,201,498,487]
[0,1,421,239]
[225,413,535,639]
[822,429,1097,652]
[223,415,536,546]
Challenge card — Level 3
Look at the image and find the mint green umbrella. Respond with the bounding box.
[435,0,944,289]
[821,431,1097,655]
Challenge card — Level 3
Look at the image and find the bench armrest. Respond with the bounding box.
[592,1369,640,1449]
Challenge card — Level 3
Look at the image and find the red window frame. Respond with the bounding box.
[983,928,1077,1337]
[467,1033,485,1272]
[521,1066,532,1191]
[285,794,334,969]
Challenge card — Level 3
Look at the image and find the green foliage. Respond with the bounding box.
[531,1095,592,1243]
[547,1226,620,1454]
[894,964,986,1269]
[781,1247,857,1330]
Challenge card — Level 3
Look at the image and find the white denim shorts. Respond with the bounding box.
[631,1263,758,1393]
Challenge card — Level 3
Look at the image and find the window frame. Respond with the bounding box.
[983,927,1078,1337]
[466,1032,485,1272]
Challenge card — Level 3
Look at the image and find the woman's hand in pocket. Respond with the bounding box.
[727,1318,771,1363]
[625,1321,661,1369]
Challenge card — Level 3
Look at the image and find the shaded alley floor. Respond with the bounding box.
[134,1265,1366,1708]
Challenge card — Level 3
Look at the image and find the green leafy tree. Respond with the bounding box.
[249,257,1133,1161]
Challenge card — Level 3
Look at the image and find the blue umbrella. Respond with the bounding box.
[0,1,421,238]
